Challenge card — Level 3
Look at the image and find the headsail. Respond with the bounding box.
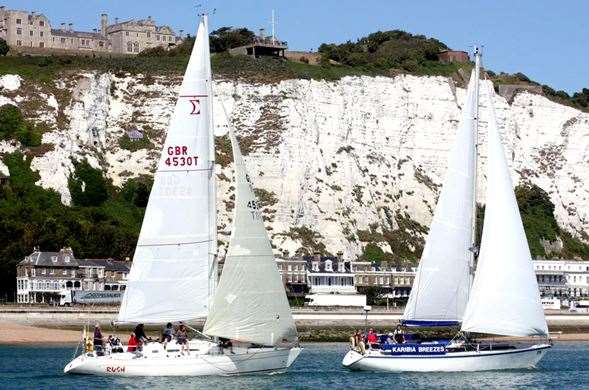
[203,122,298,346]
[118,16,215,324]
[460,82,548,337]
[402,71,478,326]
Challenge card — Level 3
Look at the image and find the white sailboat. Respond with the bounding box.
[342,48,551,372]
[64,14,301,377]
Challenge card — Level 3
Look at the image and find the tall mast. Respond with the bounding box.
[469,46,482,285]
[203,13,218,305]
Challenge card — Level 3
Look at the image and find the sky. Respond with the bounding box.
[4,0,587,93]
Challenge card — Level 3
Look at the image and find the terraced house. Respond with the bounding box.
[0,6,180,54]
[15,247,130,304]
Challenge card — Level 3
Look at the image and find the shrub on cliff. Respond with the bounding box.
[0,104,42,146]
[68,160,109,207]
[0,38,8,56]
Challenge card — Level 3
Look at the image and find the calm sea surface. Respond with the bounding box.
[1,342,588,389]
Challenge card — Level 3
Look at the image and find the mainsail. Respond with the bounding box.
[203,126,298,346]
[118,17,215,323]
[402,71,478,326]
[460,82,548,337]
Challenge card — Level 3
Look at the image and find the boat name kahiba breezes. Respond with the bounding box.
[342,48,551,373]
[63,13,301,376]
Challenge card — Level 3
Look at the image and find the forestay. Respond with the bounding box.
[203,126,298,346]
[118,17,214,323]
[461,82,548,337]
[402,71,477,325]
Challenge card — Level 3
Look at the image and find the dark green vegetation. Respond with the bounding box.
[0,104,43,146]
[118,133,152,152]
[317,30,464,77]
[0,154,150,298]
[0,38,8,56]
[209,27,255,53]
[515,184,589,259]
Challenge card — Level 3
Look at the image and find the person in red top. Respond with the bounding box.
[366,328,378,344]
[127,332,138,352]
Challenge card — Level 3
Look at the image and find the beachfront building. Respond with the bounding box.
[15,247,130,304]
[533,259,589,298]
[353,261,415,303]
[303,253,365,307]
[0,6,180,55]
[275,257,308,299]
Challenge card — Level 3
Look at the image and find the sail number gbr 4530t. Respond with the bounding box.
[164,145,199,167]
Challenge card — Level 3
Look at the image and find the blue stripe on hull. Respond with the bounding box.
[365,345,551,360]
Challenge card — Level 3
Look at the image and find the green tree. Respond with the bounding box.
[68,161,109,207]
[363,243,385,263]
[209,27,255,53]
[0,38,8,56]
[0,104,26,139]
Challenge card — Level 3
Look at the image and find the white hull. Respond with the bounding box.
[342,344,550,372]
[64,340,301,376]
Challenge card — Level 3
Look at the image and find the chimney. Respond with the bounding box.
[115,17,119,24]
[68,22,73,32]
[60,22,66,32]
[100,13,108,36]
[259,28,265,39]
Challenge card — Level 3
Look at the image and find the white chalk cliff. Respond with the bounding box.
[1,72,588,259]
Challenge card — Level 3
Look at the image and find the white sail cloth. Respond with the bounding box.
[203,127,298,346]
[118,17,214,323]
[403,71,477,324]
[461,82,548,337]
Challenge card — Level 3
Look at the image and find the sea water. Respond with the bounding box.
[1,342,588,389]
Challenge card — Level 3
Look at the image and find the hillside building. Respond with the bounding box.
[438,49,469,64]
[228,28,287,58]
[0,6,180,55]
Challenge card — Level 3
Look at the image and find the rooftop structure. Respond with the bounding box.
[228,23,288,58]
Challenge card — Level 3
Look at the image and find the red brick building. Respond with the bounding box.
[438,50,470,64]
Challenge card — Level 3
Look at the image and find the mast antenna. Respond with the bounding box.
[271,9,276,43]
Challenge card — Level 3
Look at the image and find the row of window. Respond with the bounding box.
[356,275,412,285]
[124,30,174,41]
[536,264,589,272]
[15,18,46,27]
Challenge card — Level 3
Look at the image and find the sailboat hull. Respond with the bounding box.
[342,344,550,372]
[64,343,302,377]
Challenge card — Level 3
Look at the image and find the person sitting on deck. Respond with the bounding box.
[366,328,378,348]
[161,322,175,349]
[93,324,104,355]
[393,324,405,344]
[218,337,235,354]
[133,323,149,350]
[176,323,190,356]
[127,332,138,352]
[354,329,366,354]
